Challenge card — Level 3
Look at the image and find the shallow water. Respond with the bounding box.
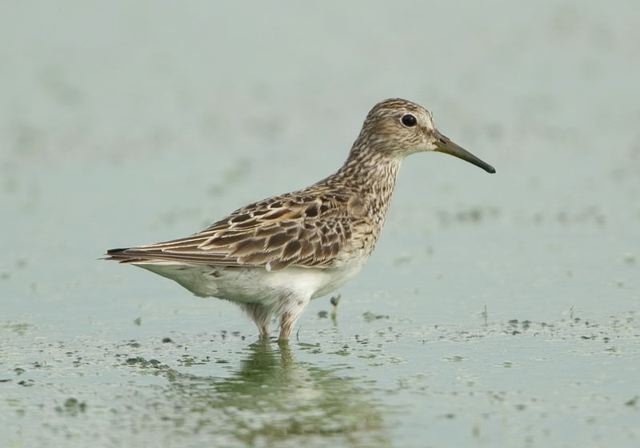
[2,1,640,447]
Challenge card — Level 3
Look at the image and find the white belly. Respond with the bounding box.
[138,257,366,305]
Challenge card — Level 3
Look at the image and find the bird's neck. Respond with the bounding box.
[339,141,401,187]
[334,145,402,219]
[323,144,403,255]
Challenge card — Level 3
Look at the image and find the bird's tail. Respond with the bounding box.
[104,247,150,263]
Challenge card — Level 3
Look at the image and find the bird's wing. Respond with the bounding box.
[106,190,362,271]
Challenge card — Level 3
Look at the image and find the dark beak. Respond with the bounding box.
[434,131,496,174]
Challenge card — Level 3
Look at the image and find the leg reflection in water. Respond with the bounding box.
[128,340,392,447]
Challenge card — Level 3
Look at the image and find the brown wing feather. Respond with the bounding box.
[106,190,357,271]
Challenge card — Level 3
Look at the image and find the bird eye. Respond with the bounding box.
[401,114,417,127]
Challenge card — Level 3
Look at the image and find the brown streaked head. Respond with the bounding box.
[356,98,495,173]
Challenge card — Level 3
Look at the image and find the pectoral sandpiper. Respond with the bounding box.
[107,98,495,341]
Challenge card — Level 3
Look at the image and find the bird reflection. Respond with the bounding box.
[149,341,391,447]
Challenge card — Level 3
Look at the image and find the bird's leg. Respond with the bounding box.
[239,303,272,339]
[278,296,310,341]
[257,322,270,340]
[279,312,296,342]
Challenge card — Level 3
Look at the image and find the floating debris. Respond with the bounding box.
[363,311,389,322]
[55,398,87,416]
